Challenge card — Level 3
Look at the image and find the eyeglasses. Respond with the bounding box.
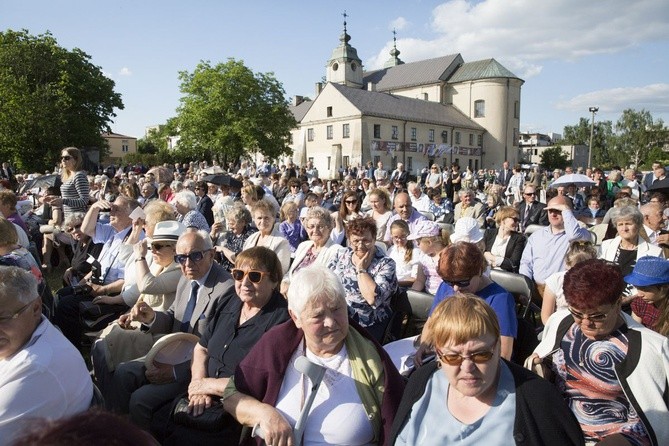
[151,243,173,252]
[444,278,472,288]
[231,269,268,283]
[174,251,207,264]
[66,224,82,233]
[61,155,72,161]
[392,235,407,241]
[350,238,374,247]
[306,224,327,231]
[568,306,615,322]
[523,193,535,196]
[0,301,35,325]
[436,345,496,366]
[345,200,358,204]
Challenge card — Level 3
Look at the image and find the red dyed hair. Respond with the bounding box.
[564,259,625,310]
[437,241,486,280]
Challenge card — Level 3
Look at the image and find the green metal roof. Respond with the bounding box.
[448,58,521,83]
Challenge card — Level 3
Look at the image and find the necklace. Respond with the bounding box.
[240,305,259,325]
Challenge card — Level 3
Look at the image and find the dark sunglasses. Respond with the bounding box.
[174,251,207,264]
[444,278,472,288]
[345,200,358,204]
[523,192,534,196]
[61,155,72,161]
[567,306,610,322]
[231,269,267,283]
[151,243,173,251]
[436,347,496,366]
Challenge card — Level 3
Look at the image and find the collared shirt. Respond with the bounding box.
[93,223,136,284]
[411,193,431,213]
[199,291,289,378]
[519,210,591,284]
[643,224,658,245]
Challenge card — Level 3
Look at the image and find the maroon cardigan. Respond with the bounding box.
[233,319,405,446]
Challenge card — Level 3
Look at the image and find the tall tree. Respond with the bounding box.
[563,117,614,168]
[613,108,667,169]
[540,146,570,171]
[176,59,296,163]
[0,29,123,171]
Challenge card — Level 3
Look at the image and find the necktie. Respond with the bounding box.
[180,281,199,333]
[523,204,531,230]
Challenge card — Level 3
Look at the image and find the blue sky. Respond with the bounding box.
[3,0,668,141]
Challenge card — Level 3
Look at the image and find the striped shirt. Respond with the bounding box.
[61,171,89,216]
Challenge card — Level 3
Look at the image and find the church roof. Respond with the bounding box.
[363,54,464,91]
[289,100,313,122]
[328,82,484,130]
[448,58,521,83]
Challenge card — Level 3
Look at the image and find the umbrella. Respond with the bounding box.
[202,173,242,189]
[548,173,596,189]
[647,177,669,197]
[146,166,174,184]
[201,166,224,174]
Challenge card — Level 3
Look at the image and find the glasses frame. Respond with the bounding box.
[345,200,358,205]
[435,342,497,366]
[151,243,174,252]
[0,300,35,325]
[231,269,268,284]
[444,278,472,288]
[568,305,616,323]
[174,251,207,265]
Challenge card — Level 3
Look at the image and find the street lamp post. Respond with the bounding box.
[588,106,599,169]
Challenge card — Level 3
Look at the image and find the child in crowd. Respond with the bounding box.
[541,240,598,324]
[386,220,424,288]
[626,256,669,336]
[410,220,450,295]
[278,201,304,254]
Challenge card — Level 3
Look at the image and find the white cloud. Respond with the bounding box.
[390,17,409,31]
[119,67,132,76]
[367,0,669,79]
[557,83,669,115]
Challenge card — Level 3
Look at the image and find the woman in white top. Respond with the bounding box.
[541,240,598,324]
[365,188,393,242]
[243,198,291,274]
[482,206,526,273]
[425,164,443,190]
[387,219,424,288]
[330,190,361,245]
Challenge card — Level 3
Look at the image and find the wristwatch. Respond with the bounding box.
[356,268,367,275]
[135,257,146,262]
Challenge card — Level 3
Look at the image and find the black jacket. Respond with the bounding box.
[196,194,214,227]
[389,360,584,446]
[518,201,548,229]
[483,229,527,273]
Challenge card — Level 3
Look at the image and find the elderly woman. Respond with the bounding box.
[222,265,404,446]
[483,206,526,273]
[281,206,339,295]
[528,259,669,445]
[392,294,583,445]
[174,189,210,232]
[243,198,291,274]
[331,190,362,244]
[431,242,517,360]
[600,205,664,302]
[164,247,290,445]
[327,216,398,342]
[365,188,393,242]
[210,203,257,271]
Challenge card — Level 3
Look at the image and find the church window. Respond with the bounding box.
[326,125,333,139]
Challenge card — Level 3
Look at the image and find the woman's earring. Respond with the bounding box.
[436,360,441,369]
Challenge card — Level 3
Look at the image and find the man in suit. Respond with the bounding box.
[517,185,547,232]
[107,230,235,428]
[641,161,667,193]
[389,162,408,188]
[194,180,214,226]
[453,189,485,228]
[496,160,512,187]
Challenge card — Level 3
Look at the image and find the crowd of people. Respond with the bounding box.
[0,148,668,445]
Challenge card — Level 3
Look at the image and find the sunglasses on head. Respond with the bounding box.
[436,346,496,366]
[174,251,207,264]
[231,269,268,283]
[444,278,472,288]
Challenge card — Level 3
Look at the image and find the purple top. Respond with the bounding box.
[279,219,304,253]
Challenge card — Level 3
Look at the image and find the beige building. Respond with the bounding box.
[288,22,524,179]
[101,132,137,164]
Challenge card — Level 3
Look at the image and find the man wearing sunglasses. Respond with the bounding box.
[517,185,547,232]
[108,230,235,430]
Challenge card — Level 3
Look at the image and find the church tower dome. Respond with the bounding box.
[383,30,404,68]
[326,12,363,88]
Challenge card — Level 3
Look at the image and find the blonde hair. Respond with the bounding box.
[60,147,83,181]
[280,201,298,221]
[0,216,18,247]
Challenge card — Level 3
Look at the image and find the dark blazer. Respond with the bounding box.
[196,194,214,226]
[150,261,235,337]
[497,168,512,187]
[483,229,527,273]
[518,201,548,229]
[389,360,584,446]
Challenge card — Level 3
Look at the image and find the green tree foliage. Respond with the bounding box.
[540,146,571,171]
[0,29,123,171]
[562,117,614,168]
[613,108,667,169]
[176,59,296,163]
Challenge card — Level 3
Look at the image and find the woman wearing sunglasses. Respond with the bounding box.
[529,259,669,445]
[331,190,362,245]
[165,247,289,445]
[391,294,583,445]
[429,242,517,360]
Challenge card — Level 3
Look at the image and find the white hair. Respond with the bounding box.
[0,266,39,304]
[287,264,345,317]
[175,190,197,210]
